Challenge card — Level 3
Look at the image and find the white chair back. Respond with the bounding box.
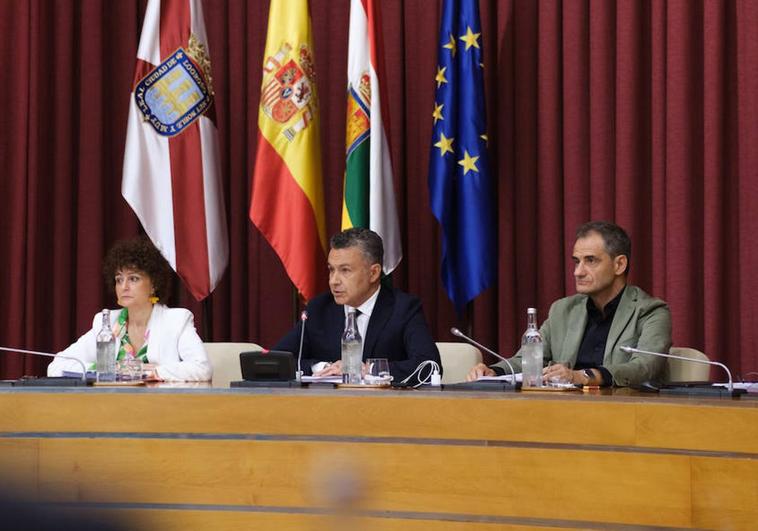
[204,342,261,388]
[436,342,483,384]
[666,347,710,382]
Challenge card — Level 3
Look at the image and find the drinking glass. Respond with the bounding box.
[546,360,574,387]
[117,357,143,382]
[365,358,391,384]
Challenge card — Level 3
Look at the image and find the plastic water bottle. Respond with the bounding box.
[96,309,117,382]
[341,311,362,384]
[521,307,544,387]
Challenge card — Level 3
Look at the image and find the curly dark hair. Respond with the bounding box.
[102,237,173,302]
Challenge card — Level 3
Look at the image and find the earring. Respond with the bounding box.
[149,295,159,304]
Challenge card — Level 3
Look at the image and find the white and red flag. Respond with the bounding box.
[122,0,228,300]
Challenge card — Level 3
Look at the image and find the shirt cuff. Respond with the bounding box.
[597,366,613,387]
[311,361,330,374]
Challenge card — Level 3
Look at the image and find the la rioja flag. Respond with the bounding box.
[122,0,229,300]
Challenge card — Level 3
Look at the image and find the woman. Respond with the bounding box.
[47,237,212,381]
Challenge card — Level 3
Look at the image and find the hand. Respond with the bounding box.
[314,361,343,377]
[543,362,574,385]
[466,363,496,382]
[142,363,163,382]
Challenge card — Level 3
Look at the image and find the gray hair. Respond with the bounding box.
[330,228,384,267]
[575,221,631,275]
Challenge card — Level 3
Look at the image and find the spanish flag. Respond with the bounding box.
[250,0,327,300]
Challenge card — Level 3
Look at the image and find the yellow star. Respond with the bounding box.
[432,102,444,124]
[443,33,457,58]
[460,26,481,50]
[435,66,448,88]
[434,132,454,156]
[458,150,480,174]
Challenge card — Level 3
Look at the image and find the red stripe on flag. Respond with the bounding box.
[160,0,212,299]
[366,0,393,147]
[132,58,155,87]
[167,122,211,300]
[250,132,327,300]
[159,0,189,55]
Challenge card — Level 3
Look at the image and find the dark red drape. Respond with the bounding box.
[1,0,757,381]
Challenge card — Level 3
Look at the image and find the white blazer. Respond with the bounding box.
[47,304,212,382]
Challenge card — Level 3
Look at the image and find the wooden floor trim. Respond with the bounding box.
[39,501,693,530]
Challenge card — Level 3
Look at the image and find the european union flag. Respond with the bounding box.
[428,0,496,311]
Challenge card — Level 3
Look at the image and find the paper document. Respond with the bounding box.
[712,382,758,392]
[477,373,522,383]
[302,375,343,384]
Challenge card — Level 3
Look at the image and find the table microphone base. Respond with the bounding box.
[660,385,746,398]
[230,380,303,388]
[442,381,520,392]
[11,377,89,387]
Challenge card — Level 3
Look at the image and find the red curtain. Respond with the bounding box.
[1,0,756,380]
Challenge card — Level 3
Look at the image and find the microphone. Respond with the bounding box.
[450,327,517,384]
[295,310,308,383]
[620,346,736,394]
[0,346,88,382]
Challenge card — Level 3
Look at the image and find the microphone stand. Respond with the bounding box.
[0,346,88,382]
[295,311,308,383]
[620,346,740,397]
[450,327,517,387]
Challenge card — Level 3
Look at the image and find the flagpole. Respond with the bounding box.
[202,296,213,342]
[292,286,300,325]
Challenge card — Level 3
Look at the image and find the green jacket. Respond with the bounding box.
[495,285,672,386]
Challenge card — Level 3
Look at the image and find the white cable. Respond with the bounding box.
[400,360,441,388]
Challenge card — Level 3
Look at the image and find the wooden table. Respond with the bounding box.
[0,385,756,530]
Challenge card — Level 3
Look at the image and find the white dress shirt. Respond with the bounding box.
[344,285,381,355]
[310,286,383,373]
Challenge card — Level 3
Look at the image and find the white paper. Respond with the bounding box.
[477,373,523,383]
[712,382,758,392]
[302,375,343,384]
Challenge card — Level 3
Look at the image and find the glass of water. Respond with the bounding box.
[117,357,143,382]
[365,358,391,384]
[546,360,574,387]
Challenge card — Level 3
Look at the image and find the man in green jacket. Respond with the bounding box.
[467,221,672,387]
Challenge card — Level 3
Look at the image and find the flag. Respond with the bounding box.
[428,0,496,310]
[122,0,228,301]
[250,0,327,301]
[342,0,402,273]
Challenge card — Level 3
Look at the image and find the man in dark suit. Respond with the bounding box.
[274,228,440,383]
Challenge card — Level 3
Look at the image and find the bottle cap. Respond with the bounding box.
[527,307,537,314]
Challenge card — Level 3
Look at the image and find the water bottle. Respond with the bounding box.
[341,311,362,384]
[521,307,544,387]
[96,309,117,382]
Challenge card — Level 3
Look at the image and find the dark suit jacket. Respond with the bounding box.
[274,287,441,383]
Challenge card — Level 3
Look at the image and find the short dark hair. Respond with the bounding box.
[102,237,173,301]
[575,221,631,275]
[329,228,384,267]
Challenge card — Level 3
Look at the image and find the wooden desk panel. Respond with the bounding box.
[0,388,756,530]
[32,439,692,526]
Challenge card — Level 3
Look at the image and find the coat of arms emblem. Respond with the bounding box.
[260,42,318,141]
[134,34,214,137]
